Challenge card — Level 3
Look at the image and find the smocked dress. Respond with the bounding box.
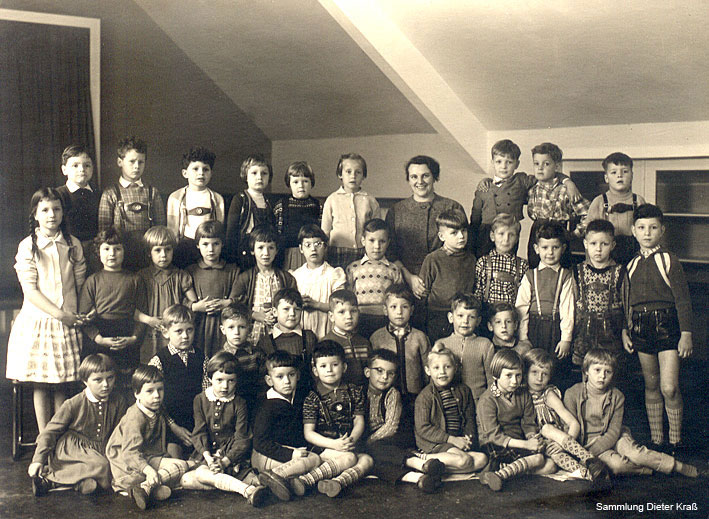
[6,232,86,383]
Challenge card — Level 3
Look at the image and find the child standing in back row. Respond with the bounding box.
[321,153,380,269]
[98,137,166,271]
[166,146,225,269]
[274,161,321,271]
[6,188,87,432]
[225,154,276,268]
[587,152,646,265]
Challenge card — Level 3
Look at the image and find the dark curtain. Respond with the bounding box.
[0,20,95,298]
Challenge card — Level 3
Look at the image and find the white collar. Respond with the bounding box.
[119,177,144,188]
[273,325,302,338]
[335,186,367,196]
[35,230,66,249]
[266,387,295,404]
[66,180,93,193]
[360,254,389,265]
[84,387,105,402]
[205,386,235,403]
[136,401,156,418]
[538,262,562,272]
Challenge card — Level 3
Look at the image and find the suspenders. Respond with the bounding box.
[483,255,524,302]
[530,269,565,318]
[110,183,154,230]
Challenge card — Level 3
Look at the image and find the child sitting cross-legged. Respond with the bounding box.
[564,349,703,479]
[253,351,322,502]
[29,354,128,497]
[477,349,554,492]
[295,341,374,498]
[180,351,267,507]
[487,302,532,357]
[523,348,609,483]
[433,293,494,405]
[364,349,445,493]
[106,365,190,510]
[414,348,488,476]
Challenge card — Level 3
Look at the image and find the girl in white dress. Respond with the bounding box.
[6,188,87,431]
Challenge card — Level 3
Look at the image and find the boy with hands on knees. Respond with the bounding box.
[296,341,374,497]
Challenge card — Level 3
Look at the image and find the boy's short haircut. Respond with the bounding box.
[584,219,615,238]
[405,155,440,181]
[117,136,147,158]
[297,224,329,245]
[239,153,273,183]
[195,220,225,243]
[491,139,521,161]
[132,365,163,394]
[490,213,521,234]
[221,302,252,324]
[531,142,563,163]
[182,146,216,169]
[336,153,367,178]
[367,348,399,368]
[143,225,177,249]
[94,227,123,251]
[363,218,389,236]
[602,152,633,171]
[488,302,519,324]
[266,350,300,372]
[450,292,482,313]
[273,287,303,309]
[633,203,663,224]
[582,348,618,375]
[523,348,554,373]
[162,304,194,328]
[312,340,346,364]
[328,288,358,311]
[534,221,567,244]
[206,351,238,378]
[79,353,116,382]
[490,349,523,378]
[384,283,415,306]
[435,209,467,231]
[248,224,279,251]
[61,144,93,165]
[427,347,457,368]
[284,161,315,188]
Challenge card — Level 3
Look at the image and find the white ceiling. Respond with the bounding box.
[136,0,709,138]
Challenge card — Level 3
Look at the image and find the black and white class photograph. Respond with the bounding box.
[0,1,707,518]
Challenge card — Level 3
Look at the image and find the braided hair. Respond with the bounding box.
[28,187,78,263]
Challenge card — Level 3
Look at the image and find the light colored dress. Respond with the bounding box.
[290,262,346,339]
[6,231,86,383]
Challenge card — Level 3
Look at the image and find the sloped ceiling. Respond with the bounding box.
[133,0,435,140]
[136,0,709,138]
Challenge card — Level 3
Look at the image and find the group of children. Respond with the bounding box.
[7,136,703,510]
